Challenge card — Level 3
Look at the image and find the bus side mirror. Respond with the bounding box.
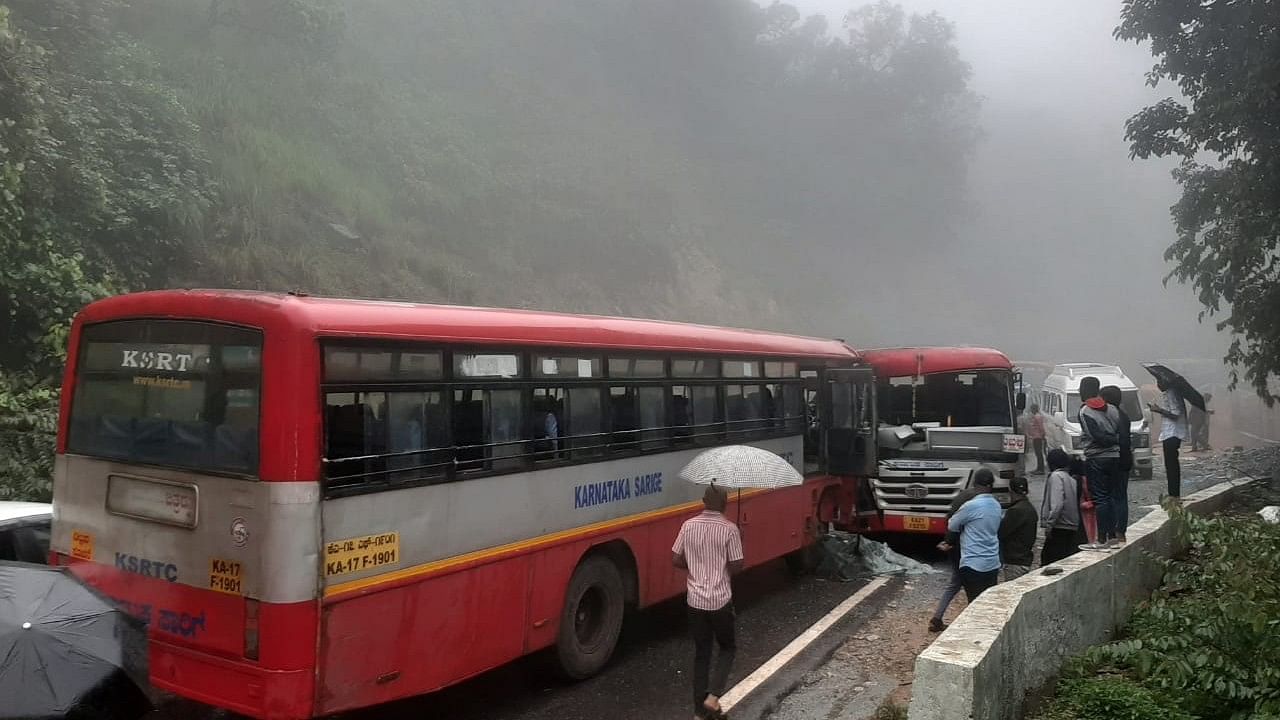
[1015,392,1026,412]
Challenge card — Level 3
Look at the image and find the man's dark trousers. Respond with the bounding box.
[1087,456,1119,542]
[690,604,736,716]
[959,566,998,602]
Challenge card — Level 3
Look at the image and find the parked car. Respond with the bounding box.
[0,501,53,563]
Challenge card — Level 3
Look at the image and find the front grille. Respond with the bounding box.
[875,474,968,509]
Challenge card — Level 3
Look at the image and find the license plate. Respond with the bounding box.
[903,515,931,532]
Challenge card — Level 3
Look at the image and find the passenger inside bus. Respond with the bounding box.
[533,395,562,459]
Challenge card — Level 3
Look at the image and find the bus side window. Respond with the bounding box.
[609,387,639,451]
[568,387,603,459]
[726,385,764,439]
[673,385,721,445]
[324,391,387,490]
[671,386,694,445]
[386,391,448,484]
[488,389,525,472]
[638,386,666,451]
[782,383,804,434]
[454,388,527,473]
[763,384,782,429]
[453,389,486,471]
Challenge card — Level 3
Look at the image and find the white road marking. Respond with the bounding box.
[719,576,892,711]
[1238,430,1280,445]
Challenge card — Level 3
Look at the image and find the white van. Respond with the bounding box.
[1039,363,1153,479]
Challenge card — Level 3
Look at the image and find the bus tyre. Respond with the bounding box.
[554,555,625,680]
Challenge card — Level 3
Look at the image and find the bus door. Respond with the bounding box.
[823,368,876,476]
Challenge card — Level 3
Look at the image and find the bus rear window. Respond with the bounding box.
[68,320,262,475]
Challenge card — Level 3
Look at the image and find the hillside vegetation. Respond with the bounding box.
[0,0,978,499]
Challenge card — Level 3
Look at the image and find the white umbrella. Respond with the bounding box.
[679,446,803,530]
[678,445,803,489]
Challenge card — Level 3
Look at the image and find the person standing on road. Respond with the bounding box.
[998,476,1037,581]
[1101,385,1133,545]
[1189,392,1214,452]
[1077,376,1122,549]
[1149,378,1188,505]
[672,485,744,720]
[927,481,981,632]
[1026,404,1047,475]
[1040,449,1082,565]
[945,468,1003,601]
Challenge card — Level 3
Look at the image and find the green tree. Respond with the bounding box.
[1,0,214,500]
[0,4,108,374]
[1117,0,1280,403]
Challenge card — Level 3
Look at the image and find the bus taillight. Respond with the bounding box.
[244,598,260,661]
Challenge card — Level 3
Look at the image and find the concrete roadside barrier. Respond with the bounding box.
[907,478,1249,720]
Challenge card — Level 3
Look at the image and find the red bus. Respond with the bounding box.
[49,290,874,719]
[846,347,1024,536]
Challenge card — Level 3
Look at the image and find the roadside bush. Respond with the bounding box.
[873,699,908,720]
[1038,509,1280,720]
[1040,676,1195,720]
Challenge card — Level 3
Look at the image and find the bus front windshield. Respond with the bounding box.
[878,370,1013,428]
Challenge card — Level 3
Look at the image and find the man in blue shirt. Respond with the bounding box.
[945,468,1003,602]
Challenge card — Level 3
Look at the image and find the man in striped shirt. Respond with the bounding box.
[673,485,744,719]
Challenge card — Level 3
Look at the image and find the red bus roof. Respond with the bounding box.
[73,290,861,360]
[860,347,1013,377]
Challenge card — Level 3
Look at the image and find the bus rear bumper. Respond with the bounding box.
[151,641,313,720]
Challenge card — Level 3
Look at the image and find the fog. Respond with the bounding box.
[795,0,1224,374]
[2,0,1232,383]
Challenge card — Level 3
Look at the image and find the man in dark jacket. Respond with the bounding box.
[998,476,1037,581]
[1078,376,1123,549]
[1100,385,1132,544]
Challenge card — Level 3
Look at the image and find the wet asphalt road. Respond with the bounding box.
[153,560,876,720]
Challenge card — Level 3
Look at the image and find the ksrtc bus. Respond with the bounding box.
[50,290,875,719]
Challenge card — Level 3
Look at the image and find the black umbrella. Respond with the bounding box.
[1142,363,1207,412]
[0,562,151,720]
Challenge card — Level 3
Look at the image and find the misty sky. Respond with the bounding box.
[794,0,1225,376]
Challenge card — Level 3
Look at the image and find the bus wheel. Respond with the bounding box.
[554,555,625,680]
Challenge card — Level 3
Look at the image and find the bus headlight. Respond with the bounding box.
[1132,433,1149,448]
[1071,435,1087,450]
